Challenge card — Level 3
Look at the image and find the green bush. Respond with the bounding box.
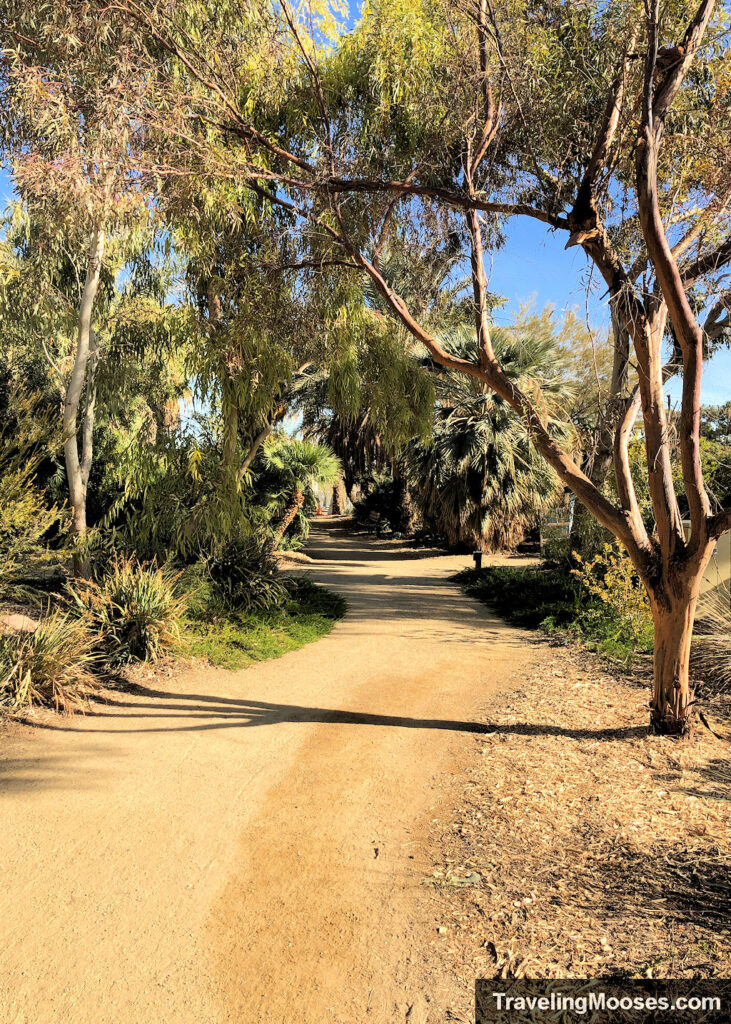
[205,538,290,612]
[0,612,97,711]
[459,565,582,627]
[540,525,572,565]
[572,544,652,650]
[68,554,187,663]
[457,558,653,667]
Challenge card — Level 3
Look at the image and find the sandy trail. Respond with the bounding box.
[0,520,536,1024]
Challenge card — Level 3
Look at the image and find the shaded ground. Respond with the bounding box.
[0,518,538,1024]
[428,642,731,987]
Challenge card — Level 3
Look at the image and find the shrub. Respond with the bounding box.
[0,612,97,712]
[457,555,654,667]
[68,554,187,663]
[459,564,582,628]
[572,544,652,652]
[205,537,290,612]
[540,524,572,565]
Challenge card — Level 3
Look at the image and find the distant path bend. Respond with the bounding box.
[0,519,536,1024]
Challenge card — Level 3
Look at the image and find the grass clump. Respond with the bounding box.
[68,554,187,664]
[457,553,653,667]
[1,539,345,714]
[0,611,97,711]
[692,585,731,695]
[187,577,346,670]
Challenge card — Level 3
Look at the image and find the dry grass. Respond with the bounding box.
[0,610,98,712]
[427,642,731,984]
[693,585,731,700]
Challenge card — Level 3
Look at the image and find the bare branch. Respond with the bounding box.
[681,236,731,286]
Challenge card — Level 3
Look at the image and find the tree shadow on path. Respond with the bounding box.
[21,685,649,740]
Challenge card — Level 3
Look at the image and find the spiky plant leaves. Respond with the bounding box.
[0,612,97,712]
[205,538,290,613]
[67,555,188,663]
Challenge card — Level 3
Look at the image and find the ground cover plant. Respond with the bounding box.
[67,555,188,665]
[186,578,345,670]
[0,611,98,712]
[457,555,655,668]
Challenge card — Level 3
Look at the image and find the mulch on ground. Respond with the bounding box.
[427,642,731,983]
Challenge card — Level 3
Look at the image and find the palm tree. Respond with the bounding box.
[407,324,574,551]
[259,436,342,547]
[292,365,390,501]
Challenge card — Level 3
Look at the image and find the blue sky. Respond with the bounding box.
[0,167,12,208]
[484,216,731,406]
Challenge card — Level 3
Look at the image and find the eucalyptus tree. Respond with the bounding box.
[33,0,731,731]
[0,1,153,572]
[0,203,190,546]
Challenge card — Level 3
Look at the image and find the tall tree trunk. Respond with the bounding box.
[206,282,241,478]
[273,487,305,547]
[237,419,276,484]
[645,533,714,734]
[64,225,105,578]
[80,326,99,493]
[331,479,348,515]
[392,459,416,534]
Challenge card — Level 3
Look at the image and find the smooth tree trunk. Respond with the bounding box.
[207,283,241,480]
[273,487,305,547]
[237,420,275,485]
[64,225,105,577]
[649,596,696,734]
[645,539,714,734]
[80,326,99,491]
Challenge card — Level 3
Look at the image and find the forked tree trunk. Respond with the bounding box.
[645,543,713,734]
[273,487,305,547]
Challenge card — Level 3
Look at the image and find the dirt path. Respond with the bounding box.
[0,520,537,1024]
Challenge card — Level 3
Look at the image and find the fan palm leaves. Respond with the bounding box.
[407,324,574,550]
[259,436,342,547]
